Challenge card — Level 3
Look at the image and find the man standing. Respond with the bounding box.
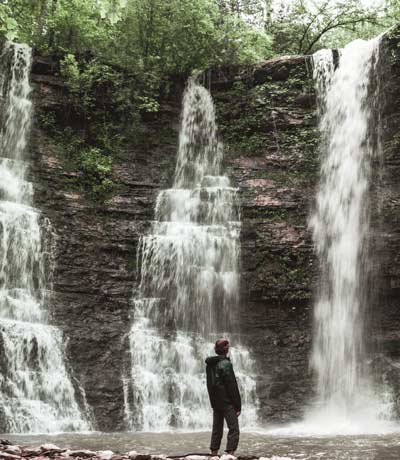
[205,338,241,457]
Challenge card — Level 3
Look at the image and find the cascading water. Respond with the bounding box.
[307,37,393,430]
[124,79,258,431]
[0,43,89,433]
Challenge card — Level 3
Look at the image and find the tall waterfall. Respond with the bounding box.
[0,43,89,433]
[124,79,258,431]
[308,38,392,429]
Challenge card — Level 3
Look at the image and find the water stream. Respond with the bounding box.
[124,79,258,431]
[306,37,393,431]
[0,43,89,433]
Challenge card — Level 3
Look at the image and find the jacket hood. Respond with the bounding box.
[205,355,228,366]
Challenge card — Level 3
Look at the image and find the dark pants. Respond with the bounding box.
[210,405,240,452]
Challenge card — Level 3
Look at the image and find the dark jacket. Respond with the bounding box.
[205,355,241,412]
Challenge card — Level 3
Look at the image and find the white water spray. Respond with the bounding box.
[124,79,258,431]
[306,38,393,432]
[0,43,89,433]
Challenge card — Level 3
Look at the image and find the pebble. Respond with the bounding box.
[98,451,114,460]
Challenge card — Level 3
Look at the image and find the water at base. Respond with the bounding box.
[124,79,258,431]
[0,43,89,432]
[5,431,400,459]
[304,37,394,433]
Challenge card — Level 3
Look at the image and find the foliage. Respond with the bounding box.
[0,5,18,41]
[3,0,395,80]
[39,110,115,201]
[78,147,114,200]
[2,0,398,66]
[271,0,382,55]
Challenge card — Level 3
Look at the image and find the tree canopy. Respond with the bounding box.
[1,0,397,73]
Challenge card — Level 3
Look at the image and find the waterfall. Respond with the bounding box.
[308,38,393,429]
[0,43,89,433]
[124,79,258,431]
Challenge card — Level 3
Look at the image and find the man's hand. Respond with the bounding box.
[236,411,241,417]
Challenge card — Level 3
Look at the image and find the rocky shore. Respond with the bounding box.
[0,440,290,460]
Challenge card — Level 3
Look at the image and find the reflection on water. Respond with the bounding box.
[4,431,400,459]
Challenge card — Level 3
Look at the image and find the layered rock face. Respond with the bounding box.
[30,55,317,429]
[28,29,400,430]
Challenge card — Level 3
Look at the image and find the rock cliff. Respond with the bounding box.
[28,28,400,430]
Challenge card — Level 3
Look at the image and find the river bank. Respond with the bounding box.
[2,431,400,460]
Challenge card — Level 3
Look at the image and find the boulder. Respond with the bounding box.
[41,446,63,454]
[0,452,21,460]
[67,451,97,458]
[21,448,42,457]
[4,448,20,456]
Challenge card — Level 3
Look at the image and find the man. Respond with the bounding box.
[205,338,241,457]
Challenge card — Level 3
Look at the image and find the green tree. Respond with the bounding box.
[272,0,381,55]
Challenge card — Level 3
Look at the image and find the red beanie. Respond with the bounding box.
[215,338,229,355]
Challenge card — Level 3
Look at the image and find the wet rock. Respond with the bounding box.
[40,445,62,453]
[32,57,58,75]
[0,452,21,459]
[42,452,66,458]
[67,451,97,458]
[98,451,114,460]
[4,448,20,456]
[294,93,315,108]
[253,56,305,84]
[21,448,42,457]
[40,445,65,456]
[127,453,138,460]
[131,455,151,460]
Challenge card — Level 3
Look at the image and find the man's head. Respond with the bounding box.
[215,338,230,355]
